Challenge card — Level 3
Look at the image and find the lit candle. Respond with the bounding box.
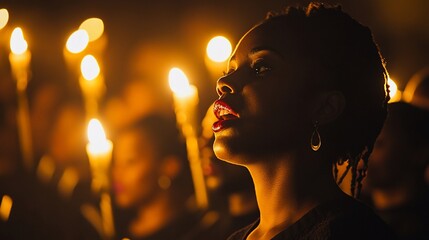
[168,68,208,209]
[9,27,31,91]
[80,55,104,117]
[86,118,115,238]
[9,27,33,171]
[86,118,112,192]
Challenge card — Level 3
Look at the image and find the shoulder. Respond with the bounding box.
[323,196,397,239]
[226,219,259,240]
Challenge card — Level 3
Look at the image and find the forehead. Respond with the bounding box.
[231,21,294,61]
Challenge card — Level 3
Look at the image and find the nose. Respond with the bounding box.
[216,75,235,96]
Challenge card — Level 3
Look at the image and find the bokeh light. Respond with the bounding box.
[206,36,232,62]
[66,29,89,53]
[81,55,100,80]
[10,28,28,54]
[169,67,192,97]
[388,77,401,102]
[79,18,104,42]
[0,8,9,30]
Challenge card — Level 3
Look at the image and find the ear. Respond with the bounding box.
[310,91,345,125]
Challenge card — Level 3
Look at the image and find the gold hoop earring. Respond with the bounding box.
[311,121,321,151]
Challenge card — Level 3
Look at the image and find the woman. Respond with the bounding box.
[212,3,395,240]
[111,114,201,240]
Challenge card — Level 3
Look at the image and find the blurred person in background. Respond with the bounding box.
[364,101,429,240]
[111,114,206,240]
[403,65,429,185]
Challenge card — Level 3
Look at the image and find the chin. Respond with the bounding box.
[213,137,252,166]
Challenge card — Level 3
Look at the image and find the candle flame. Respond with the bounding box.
[87,118,107,144]
[81,55,100,80]
[79,18,104,42]
[207,36,232,62]
[388,77,401,103]
[87,119,112,155]
[66,29,89,53]
[169,68,192,97]
[10,27,28,54]
[0,8,9,30]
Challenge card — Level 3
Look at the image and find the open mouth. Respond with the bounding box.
[212,100,239,132]
[213,100,239,120]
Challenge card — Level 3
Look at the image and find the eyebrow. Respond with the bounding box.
[229,46,284,63]
[249,46,284,59]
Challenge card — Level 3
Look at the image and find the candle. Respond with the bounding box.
[86,118,115,238]
[168,68,208,209]
[80,55,104,117]
[9,27,33,171]
[86,118,112,192]
[9,27,31,91]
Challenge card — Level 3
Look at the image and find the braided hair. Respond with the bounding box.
[263,3,390,198]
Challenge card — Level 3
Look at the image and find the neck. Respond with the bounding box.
[129,192,178,238]
[246,152,343,240]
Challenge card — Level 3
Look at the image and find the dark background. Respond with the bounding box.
[2,0,429,116]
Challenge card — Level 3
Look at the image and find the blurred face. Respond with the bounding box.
[112,130,161,208]
[212,22,312,164]
[367,125,413,189]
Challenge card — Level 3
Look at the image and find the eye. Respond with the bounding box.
[252,60,271,76]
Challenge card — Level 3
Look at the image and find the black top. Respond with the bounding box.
[227,194,396,240]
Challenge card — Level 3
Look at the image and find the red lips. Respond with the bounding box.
[212,100,239,132]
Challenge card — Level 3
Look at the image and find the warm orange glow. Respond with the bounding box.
[0,8,9,30]
[79,18,104,42]
[168,67,192,97]
[10,28,28,54]
[66,29,89,53]
[206,36,232,62]
[0,195,13,221]
[388,77,401,102]
[81,55,100,80]
[87,119,108,148]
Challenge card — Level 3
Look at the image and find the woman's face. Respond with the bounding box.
[112,130,161,208]
[212,22,312,164]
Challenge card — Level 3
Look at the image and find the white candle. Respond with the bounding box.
[80,55,104,117]
[9,27,31,91]
[168,67,208,209]
[86,118,113,192]
[9,27,33,171]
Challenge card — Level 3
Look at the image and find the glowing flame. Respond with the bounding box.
[388,77,401,102]
[81,55,100,80]
[169,68,192,97]
[0,8,9,30]
[0,195,13,221]
[79,18,104,42]
[10,28,28,54]
[87,119,111,154]
[66,29,89,53]
[206,36,232,62]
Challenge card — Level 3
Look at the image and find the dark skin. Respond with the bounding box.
[213,21,347,239]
